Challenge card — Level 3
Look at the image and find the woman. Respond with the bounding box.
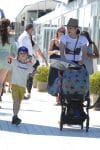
[60,18,90,63]
[60,18,98,63]
[48,26,66,105]
[81,31,99,74]
[81,31,99,100]
[0,19,17,103]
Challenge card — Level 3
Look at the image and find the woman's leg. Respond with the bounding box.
[48,67,61,105]
[0,69,9,105]
[26,73,33,98]
[0,84,4,102]
[55,94,61,105]
[5,70,12,93]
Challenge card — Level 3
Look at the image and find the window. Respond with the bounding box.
[68,0,75,2]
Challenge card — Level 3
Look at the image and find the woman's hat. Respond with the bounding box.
[67,18,78,27]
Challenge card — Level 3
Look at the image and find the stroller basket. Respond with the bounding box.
[60,93,85,105]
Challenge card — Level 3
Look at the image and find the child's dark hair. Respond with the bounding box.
[56,26,66,38]
[0,19,10,45]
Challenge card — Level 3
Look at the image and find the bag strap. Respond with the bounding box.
[73,35,79,61]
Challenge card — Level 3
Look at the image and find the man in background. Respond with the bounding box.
[18,23,48,99]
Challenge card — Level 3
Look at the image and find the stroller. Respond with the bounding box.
[49,58,90,132]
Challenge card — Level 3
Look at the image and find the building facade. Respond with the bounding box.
[15,0,57,36]
[34,0,100,71]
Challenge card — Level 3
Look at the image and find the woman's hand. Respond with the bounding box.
[92,42,99,58]
[45,60,48,67]
[53,50,60,55]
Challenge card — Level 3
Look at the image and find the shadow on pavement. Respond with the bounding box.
[1,107,42,112]
[0,112,12,116]
[0,120,100,138]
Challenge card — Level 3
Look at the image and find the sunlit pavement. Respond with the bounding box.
[0,88,100,150]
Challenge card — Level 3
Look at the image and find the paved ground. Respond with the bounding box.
[0,88,100,150]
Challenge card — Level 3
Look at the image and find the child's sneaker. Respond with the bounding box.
[12,116,22,125]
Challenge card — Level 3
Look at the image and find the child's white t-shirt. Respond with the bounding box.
[60,34,88,61]
[11,59,33,88]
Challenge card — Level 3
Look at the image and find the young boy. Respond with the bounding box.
[10,46,33,125]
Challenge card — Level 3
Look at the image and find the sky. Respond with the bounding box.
[0,0,67,21]
[0,0,40,21]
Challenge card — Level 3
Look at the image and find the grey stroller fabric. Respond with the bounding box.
[48,58,89,99]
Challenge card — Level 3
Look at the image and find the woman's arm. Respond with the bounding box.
[36,48,48,66]
[48,39,60,56]
[82,44,99,59]
[59,41,65,57]
[92,42,99,58]
[10,42,17,58]
[82,45,88,59]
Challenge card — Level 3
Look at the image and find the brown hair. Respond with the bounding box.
[56,26,66,38]
[0,19,10,45]
[25,23,33,31]
[81,31,92,44]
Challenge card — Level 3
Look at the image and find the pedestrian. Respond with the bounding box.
[81,31,99,74]
[60,18,94,63]
[80,31,99,100]
[18,23,48,99]
[0,18,17,104]
[48,26,66,105]
[10,46,33,125]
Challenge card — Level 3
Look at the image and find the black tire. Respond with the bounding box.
[86,127,89,132]
[86,115,89,132]
[81,123,83,130]
[60,106,66,131]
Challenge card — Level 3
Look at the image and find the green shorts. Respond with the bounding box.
[11,84,25,101]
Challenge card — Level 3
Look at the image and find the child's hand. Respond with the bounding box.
[7,56,12,64]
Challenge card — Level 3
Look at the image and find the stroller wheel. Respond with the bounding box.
[81,123,83,130]
[86,126,89,132]
[86,115,89,132]
[60,106,65,131]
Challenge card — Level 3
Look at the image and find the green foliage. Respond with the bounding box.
[35,66,49,82]
[90,72,100,95]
